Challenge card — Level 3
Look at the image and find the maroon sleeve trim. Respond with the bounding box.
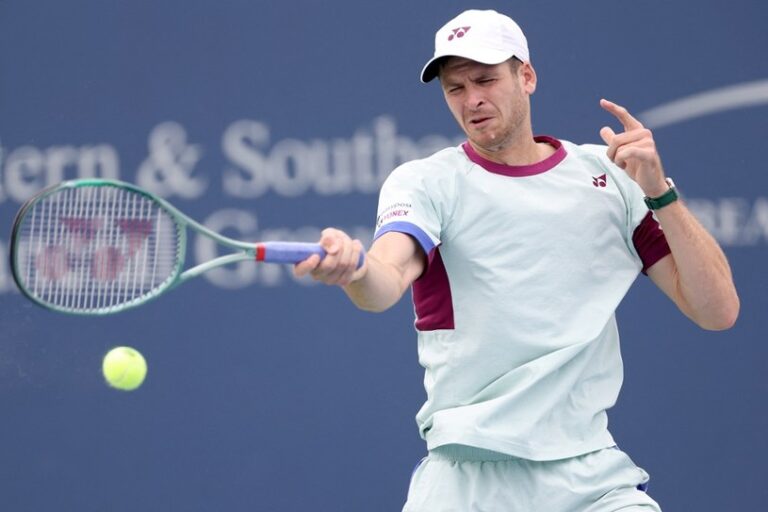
[632,211,672,275]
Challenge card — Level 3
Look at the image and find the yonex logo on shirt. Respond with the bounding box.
[376,209,409,227]
[448,26,471,41]
[592,174,607,187]
[376,202,413,228]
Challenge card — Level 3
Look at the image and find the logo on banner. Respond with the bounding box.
[635,78,768,248]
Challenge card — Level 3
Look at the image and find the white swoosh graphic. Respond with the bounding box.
[637,79,768,129]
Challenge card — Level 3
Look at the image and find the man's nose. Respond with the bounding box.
[465,87,485,111]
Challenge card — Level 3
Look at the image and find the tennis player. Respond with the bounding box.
[295,9,739,511]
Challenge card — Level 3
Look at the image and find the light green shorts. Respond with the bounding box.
[403,445,661,512]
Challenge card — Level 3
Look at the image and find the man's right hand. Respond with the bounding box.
[293,228,367,286]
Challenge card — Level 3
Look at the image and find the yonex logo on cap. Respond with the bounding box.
[448,26,471,41]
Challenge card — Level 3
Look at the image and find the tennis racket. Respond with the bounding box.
[10,179,363,315]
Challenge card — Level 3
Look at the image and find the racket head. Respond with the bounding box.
[10,179,187,315]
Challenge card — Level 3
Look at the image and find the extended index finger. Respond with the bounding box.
[600,98,644,131]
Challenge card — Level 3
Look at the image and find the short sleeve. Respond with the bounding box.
[584,144,672,274]
[373,163,442,255]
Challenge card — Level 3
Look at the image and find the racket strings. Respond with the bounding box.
[17,186,182,312]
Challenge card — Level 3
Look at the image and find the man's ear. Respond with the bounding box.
[521,62,537,94]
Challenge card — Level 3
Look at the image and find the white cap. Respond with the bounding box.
[420,9,530,83]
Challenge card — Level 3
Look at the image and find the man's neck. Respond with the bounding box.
[469,136,556,167]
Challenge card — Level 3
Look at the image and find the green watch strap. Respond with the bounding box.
[644,178,679,210]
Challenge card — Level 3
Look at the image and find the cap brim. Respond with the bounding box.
[419,48,515,83]
[420,57,447,83]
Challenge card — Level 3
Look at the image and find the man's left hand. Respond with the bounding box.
[599,99,669,197]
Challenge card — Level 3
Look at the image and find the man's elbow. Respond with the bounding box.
[697,296,740,331]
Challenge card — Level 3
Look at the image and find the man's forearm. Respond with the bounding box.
[654,201,740,329]
[342,252,412,312]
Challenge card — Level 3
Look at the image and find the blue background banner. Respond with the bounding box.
[1,1,765,510]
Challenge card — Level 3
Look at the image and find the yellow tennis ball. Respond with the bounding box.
[102,346,147,391]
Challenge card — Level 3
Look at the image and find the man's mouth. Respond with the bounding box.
[469,116,493,127]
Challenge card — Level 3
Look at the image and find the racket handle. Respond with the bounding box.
[256,242,365,268]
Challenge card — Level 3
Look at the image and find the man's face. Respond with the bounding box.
[439,57,534,154]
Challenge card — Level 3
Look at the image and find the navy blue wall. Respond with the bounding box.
[1,1,766,510]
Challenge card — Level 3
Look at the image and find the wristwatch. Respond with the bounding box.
[644,177,679,210]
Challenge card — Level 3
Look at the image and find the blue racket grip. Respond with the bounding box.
[256,242,365,269]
